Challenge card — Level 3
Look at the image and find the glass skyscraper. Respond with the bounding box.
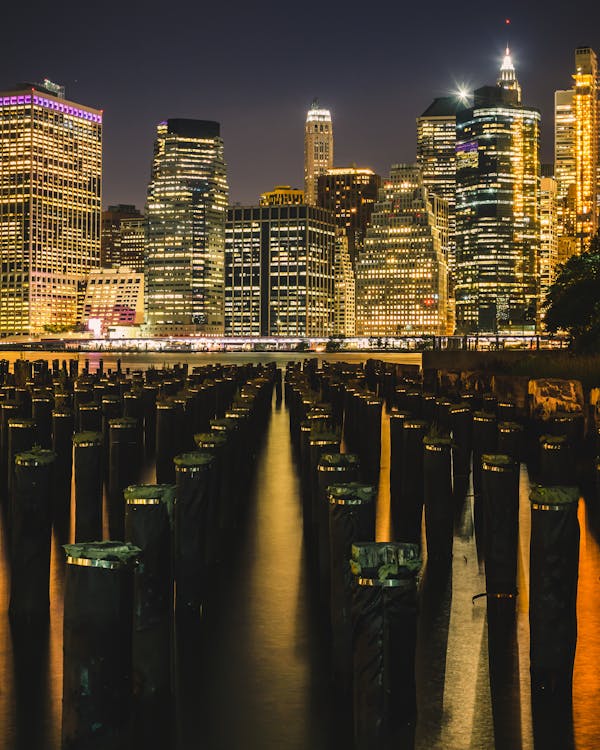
[0,80,102,335]
[455,51,540,334]
[145,119,228,335]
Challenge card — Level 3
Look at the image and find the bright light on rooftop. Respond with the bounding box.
[455,86,471,104]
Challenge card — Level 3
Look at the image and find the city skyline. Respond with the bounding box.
[2,2,597,208]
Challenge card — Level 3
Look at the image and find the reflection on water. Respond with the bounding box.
[0,351,599,748]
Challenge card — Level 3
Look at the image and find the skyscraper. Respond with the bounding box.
[145,119,228,335]
[554,47,599,259]
[304,100,333,205]
[554,89,577,263]
[316,167,381,266]
[225,204,335,337]
[355,164,448,337]
[101,204,144,270]
[0,81,102,335]
[573,47,598,250]
[416,97,462,277]
[119,217,146,273]
[539,176,559,320]
[498,46,522,102]
[455,51,540,334]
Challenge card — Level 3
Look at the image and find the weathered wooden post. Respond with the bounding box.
[9,448,56,623]
[350,542,421,750]
[61,541,140,749]
[73,432,104,542]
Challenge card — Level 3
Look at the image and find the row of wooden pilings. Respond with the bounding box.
[0,357,279,749]
[285,356,585,750]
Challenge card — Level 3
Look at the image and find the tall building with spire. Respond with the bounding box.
[455,50,540,333]
[145,119,228,335]
[0,80,102,335]
[304,100,333,205]
[498,46,522,102]
[355,164,448,337]
[554,47,599,258]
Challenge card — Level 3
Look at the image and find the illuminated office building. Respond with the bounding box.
[333,231,355,336]
[498,46,522,102]
[554,48,599,258]
[539,176,559,321]
[355,164,448,337]
[0,80,102,335]
[455,52,540,334]
[554,89,577,263]
[101,204,145,271]
[81,266,144,334]
[225,204,335,336]
[145,119,228,335]
[316,167,381,266]
[573,47,598,250]
[260,185,304,206]
[304,100,333,205]
[119,217,146,273]
[416,97,462,276]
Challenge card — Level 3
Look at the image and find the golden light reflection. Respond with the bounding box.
[573,499,600,748]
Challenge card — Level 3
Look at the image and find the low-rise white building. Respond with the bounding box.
[81,267,144,334]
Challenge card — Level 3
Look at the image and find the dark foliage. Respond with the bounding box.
[545,231,600,351]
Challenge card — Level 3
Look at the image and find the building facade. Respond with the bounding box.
[554,48,599,260]
[81,267,144,333]
[554,89,577,263]
[260,185,304,206]
[119,217,146,273]
[145,119,228,335]
[539,176,559,322]
[101,204,144,270]
[0,81,102,335]
[333,231,355,336]
[573,47,598,251]
[416,97,462,278]
[304,100,333,205]
[316,167,381,266]
[455,53,540,334]
[355,164,448,337]
[225,204,335,337]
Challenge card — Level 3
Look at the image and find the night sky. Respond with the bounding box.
[2,0,599,209]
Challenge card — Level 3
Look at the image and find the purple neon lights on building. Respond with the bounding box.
[0,94,102,123]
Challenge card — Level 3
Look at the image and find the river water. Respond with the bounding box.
[0,351,598,749]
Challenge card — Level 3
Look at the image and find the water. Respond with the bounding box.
[0,351,599,749]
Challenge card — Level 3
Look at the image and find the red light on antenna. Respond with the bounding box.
[505,18,510,24]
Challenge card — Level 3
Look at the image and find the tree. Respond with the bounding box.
[544,231,600,352]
